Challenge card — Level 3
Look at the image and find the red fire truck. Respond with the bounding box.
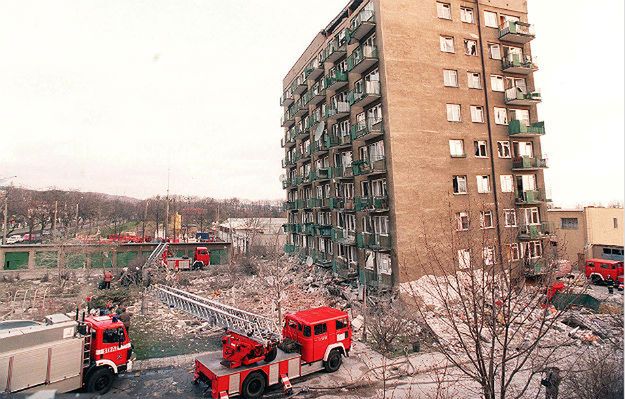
[585,258,624,289]
[164,246,211,271]
[154,285,352,399]
[0,312,132,395]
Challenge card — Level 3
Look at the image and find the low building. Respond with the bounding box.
[548,207,624,267]
[217,218,287,256]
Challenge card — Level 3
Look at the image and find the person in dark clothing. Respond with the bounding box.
[542,367,561,399]
[119,307,132,334]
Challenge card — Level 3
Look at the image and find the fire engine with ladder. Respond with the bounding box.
[154,285,352,399]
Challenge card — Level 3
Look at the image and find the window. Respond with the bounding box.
[373,216,389,235]
[477,175,491,193]
[474,140,488,157]
[460,7,474,23]
[614,218,619,229]
[103,327,125,344]
[494,107,508,125]
[561,218,579,230]
[336,318,348,330]
[449,140,465,157]
[508,243,521,261]
[497,141,511,158]
[464,39,478,56]
[467,72,482,89]
[437,2,452,19]
[483,246,496,265]
[509,109,530,126]
[513,141,534,158]
[523,241,543,258]
[470,106,484,123]
[314,323,327,335]
[456,211,470,231]
[443,69,458,87]
[504,209,517,227]
[524,207,540,225]
[453,175,468,194]
[446,104,461,122]
[480,211,494,229]
[488,43,501,60]
[377,253,392,275]
[491,75,505,92]
[458,249,471,269]
[500,175,514,193]
[303,325,311,337]
[484,11,498,28]
[440,36,455,53]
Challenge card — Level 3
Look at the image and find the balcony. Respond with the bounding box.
[282,223,298,233]
[280,90,294,107]
[357,232,391,251]
[321,32,348,64]
[293,99,308,118]
[518,222,555,240]
[308,83,326,106]
[324,70,349,92]
[305,197,322,209]
[281,130,296,149]
[512,156,548,171]
[302,170,313,185]
[349,81,381,108]
[302,223,316,236]
[282,201,296,211]
[311,167,333,182]
[354,196,389,212]
[281,156,295,168]
[347,45,378,75]
[281,178,292,189]
[351,117,384,141]
[315,225,333,238]
[508,120,545,138]
[348,8,375,43]
[515,189,550,205]
[284,243,297,254]
[305,60,324,82]
[312,138,330,155]
[324,197,343,209]
[502,54,538,75]
[291,76,307,95]
[311,249,333,268]
[324,101,350,121]
[505,87,542,106]
[499,20,535,44]
[328,132,352,149]
[333,166,354,180]
[332,228,356,245]
[352,157,386,176]
[281,109,295,128]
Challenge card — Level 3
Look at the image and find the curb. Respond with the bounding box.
[133,351,216,372]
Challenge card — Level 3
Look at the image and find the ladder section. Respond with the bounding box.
[143,242,168,270]
[153,285,280,343]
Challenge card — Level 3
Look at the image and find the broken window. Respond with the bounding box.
[491,75,505,92]
[513,141,534,158]
[372,179,387,197]
[494,107,508,125]
[523,241,542,259]
[449,139,465,157]
[373,216,389,235]
[440,36,455,53]
[443,69,458,87]
[470,106,484,123]
[504,209,517,227]
[477,175,491,193]
[509,109,530,127]
[497,141,511,158]
[437,2,452,19]
[524,207,540,225]
[500,175,514,193]
[377,253,392,275]
[464,39,478,56]
[456,211,470,231]
[508,243,521,261]
[488,43,501,60]
[361,181,370,198]
[483,246,496,265]
[453,175,468,194]
[484,11,498,28]
[365,249,375,270]
[460,7,474,23]
[480,211,494,229]
[446,103,461,122]
[561,218,578,230]
[467,72,481,89]
[346,213,356,232]
[458,249,471,269]
[474,140,488,157]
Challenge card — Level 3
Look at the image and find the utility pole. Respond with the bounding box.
[142,200,149,239]
[52,201,58,239]
[74,203,79,238]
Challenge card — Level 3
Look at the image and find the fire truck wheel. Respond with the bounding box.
[264,347,277,363]
[324,349,342,373]
[86,367,115,394]
[242,371,266,399]
[193,261,204,270]
[591,275,603,285]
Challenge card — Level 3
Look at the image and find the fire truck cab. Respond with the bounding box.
[585,258,624,288]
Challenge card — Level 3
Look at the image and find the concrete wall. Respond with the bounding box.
[547,209,586,266]
[585,207,624,248]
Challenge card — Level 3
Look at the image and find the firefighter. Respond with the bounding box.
[103,270,113,289]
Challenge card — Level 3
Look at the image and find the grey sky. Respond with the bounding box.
[1,1,623,207]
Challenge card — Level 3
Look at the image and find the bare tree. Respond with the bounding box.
[562,348,624,399]
[401,197,580,399]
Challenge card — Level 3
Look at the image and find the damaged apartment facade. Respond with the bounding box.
[281,0,549,286]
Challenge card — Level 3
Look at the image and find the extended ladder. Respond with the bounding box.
[143,241,168,270]
[153,285,280,344]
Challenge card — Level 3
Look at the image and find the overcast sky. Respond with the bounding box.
[1,1,623,207]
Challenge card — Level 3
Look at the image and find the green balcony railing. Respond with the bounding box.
[355,197,370,211]
[499,20,535,42]
[358,232,392,251]
[502,53,538,72]
[352,158,386,176]
[282,223,298,233]
[515,189,549,205]
[333,166,354,179]
[295,198,306,209]
[508,120,545,136]
[324,197,343,209]
[512,156,548,170]
[315,225,333,238]
[350,117,383,140]
[348,81,381,105]
[311,167,333,181]
[324,101,350,119]
[324,70,349,89]
[504,87,542,104]
[282,201,296,211]
[284,243,297,254]
[306,197,322,209]
[347,45,378,72]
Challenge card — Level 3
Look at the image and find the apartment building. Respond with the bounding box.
[280,0,549,286]
[548,207,624,266]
